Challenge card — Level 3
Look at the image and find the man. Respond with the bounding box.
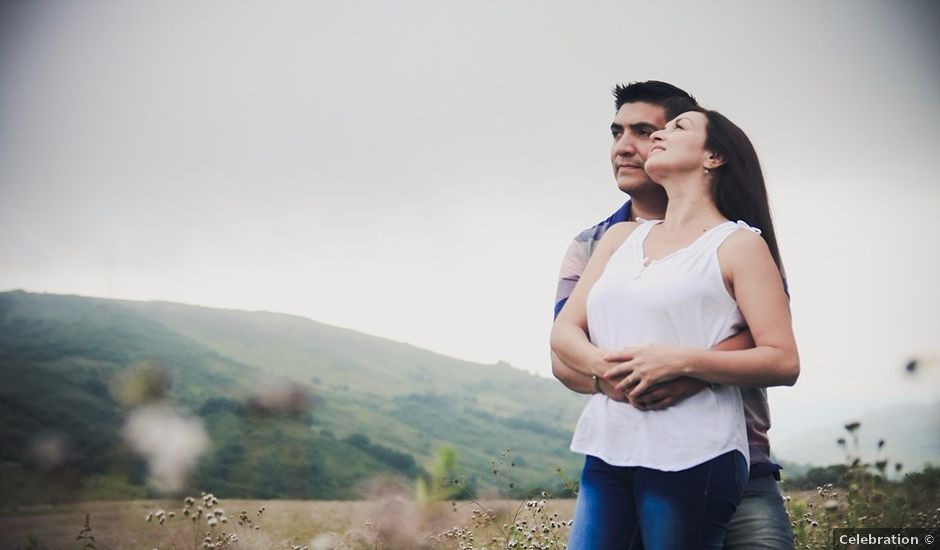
[552,81,793,549]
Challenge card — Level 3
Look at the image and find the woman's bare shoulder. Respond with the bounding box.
[721,226,769,252]
[592,221,639,256]
[600,221,640,245]
[718,226,774,268]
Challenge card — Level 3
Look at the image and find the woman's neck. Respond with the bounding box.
[658,173,726,230]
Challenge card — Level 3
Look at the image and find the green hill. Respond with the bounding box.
[0,290,586,504]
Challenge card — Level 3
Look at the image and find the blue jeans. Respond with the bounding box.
[723,474,794,550]
[568,451,748,550]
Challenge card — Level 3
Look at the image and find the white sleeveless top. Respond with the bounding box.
[570,219,756,471]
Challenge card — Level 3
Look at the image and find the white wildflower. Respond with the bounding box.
[123,405,208,493]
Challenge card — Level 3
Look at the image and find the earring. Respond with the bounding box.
[704,168,710,174]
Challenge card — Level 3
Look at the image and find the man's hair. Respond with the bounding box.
[613,81,698,120]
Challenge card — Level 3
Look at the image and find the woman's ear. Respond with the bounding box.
[704,152,726,170]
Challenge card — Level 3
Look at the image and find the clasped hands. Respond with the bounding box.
[595,344,706,412]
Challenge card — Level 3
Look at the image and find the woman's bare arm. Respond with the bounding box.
[550,222,638,378]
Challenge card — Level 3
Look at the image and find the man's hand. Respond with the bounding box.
[627,377,708,411]
[597,376,629,403]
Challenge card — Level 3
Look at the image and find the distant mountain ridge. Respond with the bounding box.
[0,290,587,503]
[774,400,940,472]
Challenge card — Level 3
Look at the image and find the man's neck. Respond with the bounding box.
[627,190,668,222]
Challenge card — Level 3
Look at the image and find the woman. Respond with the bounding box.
[550,109,799,549]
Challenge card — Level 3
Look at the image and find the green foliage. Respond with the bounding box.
[782,464,851,490]
[342,432,421,478]
[0,359,125,478]
[24,534,45,550]
[904,464,940,492]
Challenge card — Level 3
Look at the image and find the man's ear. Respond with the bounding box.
[704,151,726,170]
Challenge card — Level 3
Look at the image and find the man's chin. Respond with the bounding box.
[616,181,649,194]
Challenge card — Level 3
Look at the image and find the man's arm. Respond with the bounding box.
[550,235,594,393]
[549,202,635,400]
[550,350,593,394]
[551,223,638,377]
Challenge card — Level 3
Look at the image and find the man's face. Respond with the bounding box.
[610,101,668,194]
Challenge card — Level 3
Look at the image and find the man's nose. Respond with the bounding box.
[614,135,637,156]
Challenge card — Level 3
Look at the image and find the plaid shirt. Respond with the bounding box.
[553,199,781,479]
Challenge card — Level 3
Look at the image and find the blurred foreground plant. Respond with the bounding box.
[143,492,297,550]
[431,449,572,550]
[416,446,462,505]
[77,513,97,550]
[784,421,940,549]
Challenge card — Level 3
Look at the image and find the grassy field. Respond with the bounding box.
[0,491,866,550]
[0,497,577,550]
[4,483,939,549]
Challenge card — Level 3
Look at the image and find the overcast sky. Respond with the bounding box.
[2,0,939,443]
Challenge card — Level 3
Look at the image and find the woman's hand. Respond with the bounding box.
[602,345,696,399]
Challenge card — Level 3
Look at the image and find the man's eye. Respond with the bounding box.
[638,130,652,137]
[612,130,622,138]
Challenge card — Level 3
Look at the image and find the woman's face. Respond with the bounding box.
[645,111,712,178]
